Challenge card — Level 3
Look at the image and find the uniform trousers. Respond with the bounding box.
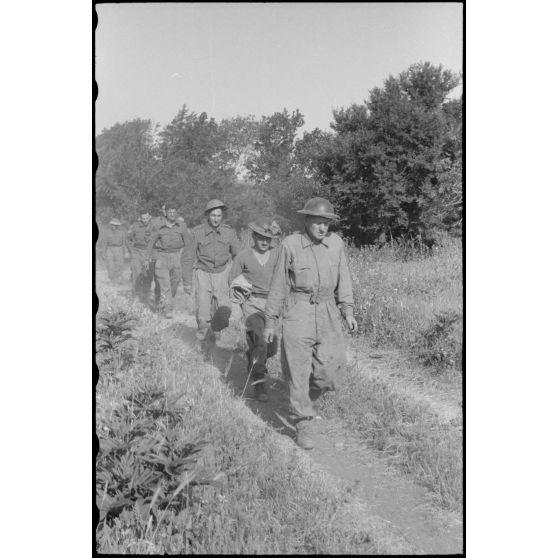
[194,266,232,341]
[105,246,125,282]
[242,296,278,379]
[281,295,346,420]
[154,251,182,313]
[130,247,159,301]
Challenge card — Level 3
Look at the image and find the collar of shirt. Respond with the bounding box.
[203,222,222,236]
[301,231,330,248]
[162,219,180,229]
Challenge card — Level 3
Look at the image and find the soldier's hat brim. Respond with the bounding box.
[297,209,339,220]
[248,222,280,238]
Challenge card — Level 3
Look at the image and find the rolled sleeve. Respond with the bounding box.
[228,229,240,258]
[228,253,243,286]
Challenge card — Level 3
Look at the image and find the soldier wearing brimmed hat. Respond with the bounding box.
[263,198,358,449]
[229,217,282,401]
[146,202,192,318]
[100,218,129,284]
[182,199,240,357]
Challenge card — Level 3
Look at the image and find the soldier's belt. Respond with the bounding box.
[291,291,335,305]
[195,265,229,274]
[156,248,182,254]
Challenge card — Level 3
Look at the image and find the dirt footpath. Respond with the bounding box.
[165,303,463,554]
[101,271,463,554]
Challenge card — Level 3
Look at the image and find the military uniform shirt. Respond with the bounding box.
[182,222,239,281]
[101,228,127,248]
[128,221,153,248]
[264,231,354,328]
[147,220,191,259]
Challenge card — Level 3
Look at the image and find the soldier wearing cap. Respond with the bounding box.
[146,203,192,318]
[229,217,282,401]
[263,198,358,449]
[182,199,240,356]
[101,218,129,284]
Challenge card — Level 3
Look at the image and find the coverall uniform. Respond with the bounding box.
[128,220,156,301]
[229,247,280,382]
[182,222,239,344]
[147,220,192,315]
[102,227,128,283]
[264,231,355,421]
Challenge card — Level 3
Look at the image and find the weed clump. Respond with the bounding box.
[415,311,462,373]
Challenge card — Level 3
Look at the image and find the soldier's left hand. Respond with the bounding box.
[345,315,358,333]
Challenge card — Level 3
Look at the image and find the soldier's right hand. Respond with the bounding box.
[263,328,275,344]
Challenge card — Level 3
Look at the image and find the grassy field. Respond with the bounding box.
[95,235,462,552]
[95,288,412,554]
[347,236,463,374]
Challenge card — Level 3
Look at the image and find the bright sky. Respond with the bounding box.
[95,2,462,134]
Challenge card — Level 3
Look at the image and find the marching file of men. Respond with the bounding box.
[98,198,357,449]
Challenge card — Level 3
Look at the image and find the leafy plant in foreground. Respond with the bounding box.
[96,384,223,524]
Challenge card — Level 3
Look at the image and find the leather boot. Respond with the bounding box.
[254,380,268,402]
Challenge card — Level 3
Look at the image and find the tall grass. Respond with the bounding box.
[317,366,463,512]
[347,237,463,372]
[96,290,411,554]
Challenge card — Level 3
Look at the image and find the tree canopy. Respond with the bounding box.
[96,62,462,244]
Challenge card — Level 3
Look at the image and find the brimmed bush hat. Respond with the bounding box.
[109,218,122,226]
[297,197,339,220]
[248,217,282,239]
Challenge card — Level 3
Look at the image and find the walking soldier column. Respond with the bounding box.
[146,203,192,319]
[182,199,239,358]
[229,217,282,401]
[263,198,358,450]
[101,218,129,284]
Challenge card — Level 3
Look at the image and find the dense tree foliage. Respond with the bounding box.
[96,62,462,244]
[304,62,462,243]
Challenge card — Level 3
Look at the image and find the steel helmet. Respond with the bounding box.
[205,199,226,213]
[297,197,339,220]
[109,218,122,226]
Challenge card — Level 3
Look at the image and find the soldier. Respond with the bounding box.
[263,198,358,450]
[182,199,240,357]
[101,218,129,284]
[128,210,155,302]
[229,217,282,401]
[146,203,192,319]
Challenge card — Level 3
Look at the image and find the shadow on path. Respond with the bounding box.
[171,323,296,443]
